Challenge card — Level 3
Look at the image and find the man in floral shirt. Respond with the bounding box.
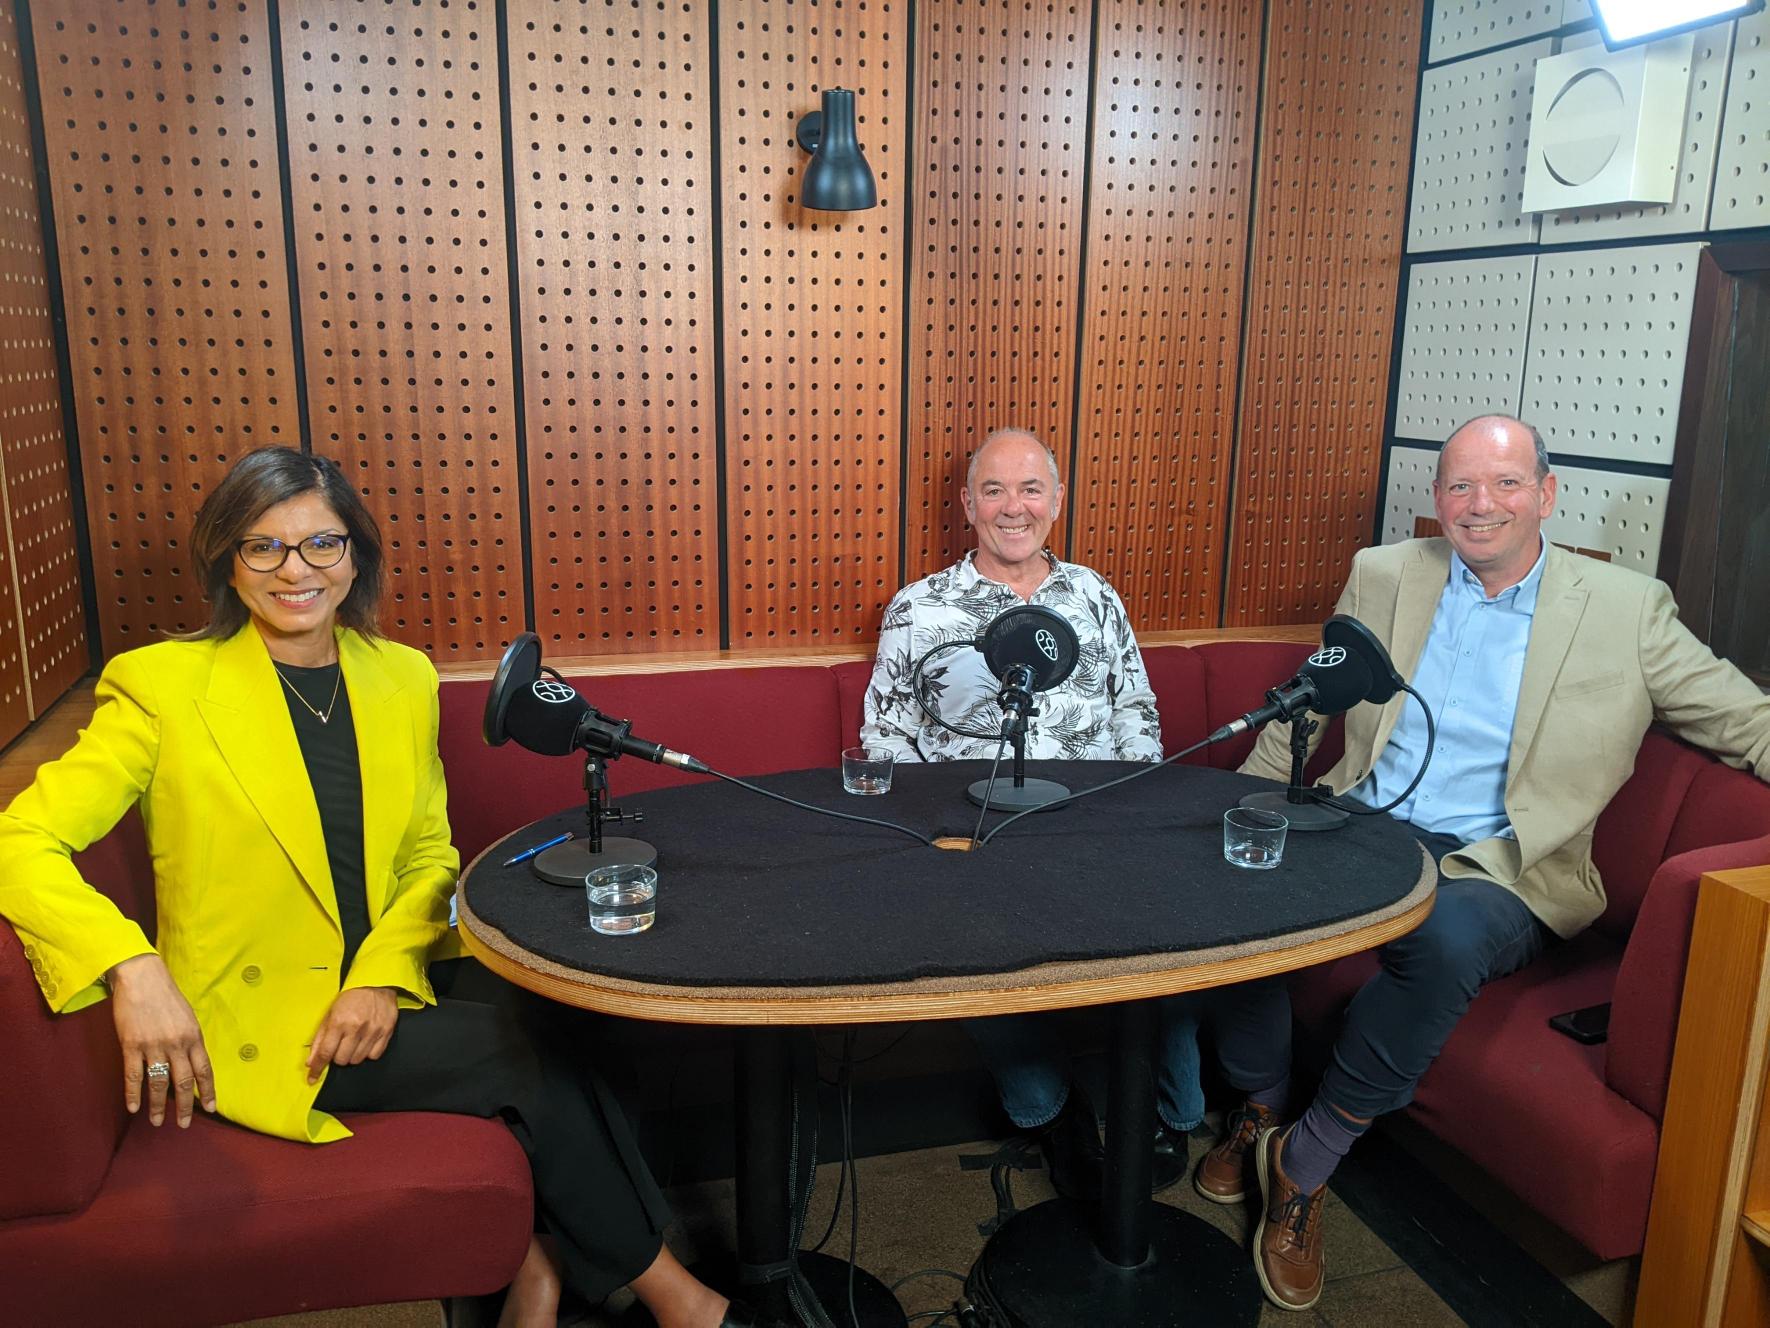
[861,428,1193,1198]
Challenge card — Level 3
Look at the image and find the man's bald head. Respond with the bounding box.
[1438,415,1550,483]
[966,428,1061,496]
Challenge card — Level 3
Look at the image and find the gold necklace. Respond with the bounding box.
[274,664,343,725]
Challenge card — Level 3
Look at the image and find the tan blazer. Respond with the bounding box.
[0,627,461,1143]
[1242,539,1770,938]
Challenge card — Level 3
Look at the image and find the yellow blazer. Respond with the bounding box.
[1243,539,1770,938]
[0,626,461,1143]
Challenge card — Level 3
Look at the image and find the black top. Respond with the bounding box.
[276,661,370,978]
[463,761,1430,988]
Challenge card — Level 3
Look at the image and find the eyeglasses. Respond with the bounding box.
[235,533,351,572]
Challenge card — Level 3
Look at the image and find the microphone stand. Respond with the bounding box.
[965,668,1072,813]
[532,750,661,884]
[1237,711,1349,832]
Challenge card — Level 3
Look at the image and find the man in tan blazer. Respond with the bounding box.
[1192,415,1770,1312]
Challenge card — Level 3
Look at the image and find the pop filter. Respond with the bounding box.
[483,632,544,746]
[1321,614,1403,706]
[976,604,1079,691]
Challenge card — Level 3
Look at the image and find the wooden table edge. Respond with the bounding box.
[456,872,1436,1025]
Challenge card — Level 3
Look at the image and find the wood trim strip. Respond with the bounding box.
[454,858,1435,1025]
[1637,864,1770,1328]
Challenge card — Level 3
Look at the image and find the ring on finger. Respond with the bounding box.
[146,1061,172,1081]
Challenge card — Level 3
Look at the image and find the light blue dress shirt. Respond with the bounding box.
[1355,540,1547,843]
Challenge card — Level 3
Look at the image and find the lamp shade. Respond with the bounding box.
[797,87,877,211]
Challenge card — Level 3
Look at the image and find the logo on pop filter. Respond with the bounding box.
[1035,629,1059,663]
[1307,645,1348,669]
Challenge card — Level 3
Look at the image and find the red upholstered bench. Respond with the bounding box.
[7,633,1762,1316]
[0,814,533,1326]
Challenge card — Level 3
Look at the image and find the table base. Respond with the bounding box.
[966,1198,1262,1326]
[765,1250,906,1327]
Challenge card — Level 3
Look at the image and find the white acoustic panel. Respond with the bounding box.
[1540,23,1733,240]
[1395,255,1539,442]
[1521,242,1702,465]
[1430,0,1562,64]
[1563,0,1593,21]
[1410,40,1557,252]
[1382,444,1670,570]
[1712,7,1770,228]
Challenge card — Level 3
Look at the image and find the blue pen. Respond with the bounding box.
[503,830,575,867]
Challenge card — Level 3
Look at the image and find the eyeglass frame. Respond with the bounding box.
[234,532,353,573]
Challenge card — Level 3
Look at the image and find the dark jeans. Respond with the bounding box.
[1213,828,1553,1121]
[314,972,670,1303]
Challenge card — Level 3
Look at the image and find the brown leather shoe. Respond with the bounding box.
[1194,1099,1279,1205]
[1253,1125,1326,1311]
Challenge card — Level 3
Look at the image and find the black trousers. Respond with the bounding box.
[314,972,672,1303]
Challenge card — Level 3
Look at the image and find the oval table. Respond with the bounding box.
[458,760,1435,1326]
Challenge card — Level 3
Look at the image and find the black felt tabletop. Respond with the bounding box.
[460,761,1428,988]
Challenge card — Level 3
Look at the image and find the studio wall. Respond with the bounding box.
[11,0,1424,686]
[1383,0,1770,568]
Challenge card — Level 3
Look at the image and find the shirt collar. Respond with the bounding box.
[960,548,1066,593]
[1448,537,1546,617]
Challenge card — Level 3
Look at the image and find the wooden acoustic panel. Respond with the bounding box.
[508,0,720,654]
[902,0,1092,579]
[281,0,520,661]
[1069,0,1261,629]
[718,0,908,643]
[1224,0,1422,626]
[0,2,85,738]
[31,0,300,652]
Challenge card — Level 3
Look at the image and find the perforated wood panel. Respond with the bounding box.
[1712,8,1770,229]
[1541,24,1735,242]
[32,2,299,652]
[509,1,720,653]
[1409,38,1554,252]
[718,1,908,643]
[902,0,1091,580]
[1429,0,1560,65]
[1224,0,1424,626]
[1384,443,1670,567]
[1395,255,1537,441]
[1521,242,1701,465]
[0,3,84,725]
[280,0,518,661]
[1068,0,1261,628]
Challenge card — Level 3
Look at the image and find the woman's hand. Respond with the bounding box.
[306,986,399,1084]
[106,953,216,1128]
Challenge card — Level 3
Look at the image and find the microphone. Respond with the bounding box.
[1209,614,1404,743]
[484,632,709,772]
[975,603,1080,694]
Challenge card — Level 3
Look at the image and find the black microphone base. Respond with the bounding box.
[966,776,1071,813]
[1239,789,1348,832]
[533,836,659,884]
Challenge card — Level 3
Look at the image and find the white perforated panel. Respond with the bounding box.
[1395,255,1538,442]
[1712,8,1770,229]
[1540,24,1733,241]
[1562,0,1592,23]
[1383,445,1671,569]
[1429,0,1560,64]
[1409,39,1555,252]
[1522,242,1701,465]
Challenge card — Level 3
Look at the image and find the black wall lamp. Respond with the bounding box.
[795,87,877,211]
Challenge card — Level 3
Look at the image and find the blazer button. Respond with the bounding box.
[241,964,263,985]
[238,1043,259,1062]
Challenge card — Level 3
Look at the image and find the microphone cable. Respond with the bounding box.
[1311,681,1438,816]
[968,735,1012,846]
[706,768,935,847]
[976,736,1215,845]
[911,640,1005,743]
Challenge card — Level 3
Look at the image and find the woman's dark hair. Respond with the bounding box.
[187,447,385,640]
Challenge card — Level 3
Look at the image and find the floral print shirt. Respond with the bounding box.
[862,551,1163,762]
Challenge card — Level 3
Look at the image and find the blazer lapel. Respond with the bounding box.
[196,628,337,927]
[341,634,413,916]
[1365,542,1451,763]
[1508,546,1588,778]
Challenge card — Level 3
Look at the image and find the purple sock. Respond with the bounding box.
[1247,1075,1289,1114]
[1280,1100,1366,1193]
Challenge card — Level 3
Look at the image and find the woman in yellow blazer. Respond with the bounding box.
[0,448,744,1328]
